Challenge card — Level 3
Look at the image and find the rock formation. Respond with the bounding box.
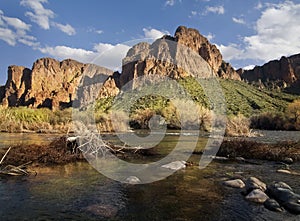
[1,65,32,107]
[240,53,300,89]
[0,26,244,109]
[0,58,113,110]
[120,26,240,88]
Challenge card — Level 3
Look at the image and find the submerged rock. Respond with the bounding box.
[267,181,300,214]
[264,198,284,212]
[245,189,269,203]
[223,179,245,189]
[161,161,186,170]
[245,177,267,193]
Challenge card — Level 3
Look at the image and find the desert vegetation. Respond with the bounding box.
[0,79,299,134]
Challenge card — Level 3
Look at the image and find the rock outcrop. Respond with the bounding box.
[1,26,244,109]
[120,26,240,88]
[1,65,32,107]
[1,58,113,110]
[240,53,300,89]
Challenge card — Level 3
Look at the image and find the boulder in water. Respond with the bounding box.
[245,189,269,203]
[223,179,245,189]
[245,177,267,193]
[264,198,284,212]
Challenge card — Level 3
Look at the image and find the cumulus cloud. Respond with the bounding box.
[39,45,95,62]
[52,22,76,35]
[143,28,170,40]
[204,5,225,15]
[93,43,130,70]
[232,17,245,24]
[39,43,130,71]
[219,1,300,64]
[217,43,244,61]
[20,0,54,30]
[20,0,76,35]
[0,10,38,47]
[0,27,17,46]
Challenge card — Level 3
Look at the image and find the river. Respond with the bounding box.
[0,131,299,220]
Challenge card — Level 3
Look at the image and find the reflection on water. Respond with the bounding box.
[0,131,300,220]
[0,133,61,148]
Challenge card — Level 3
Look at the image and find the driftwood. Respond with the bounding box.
[0,147,33,176]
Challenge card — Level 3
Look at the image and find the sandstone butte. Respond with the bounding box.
[0,26,299,110]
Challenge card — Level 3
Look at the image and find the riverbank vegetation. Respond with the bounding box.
[0,79,299,134]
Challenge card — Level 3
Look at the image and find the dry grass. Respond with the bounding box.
[218,139,300,161]
[225,114,251,137]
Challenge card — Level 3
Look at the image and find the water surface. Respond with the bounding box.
[0,131,300,220]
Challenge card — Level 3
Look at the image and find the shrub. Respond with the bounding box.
[225,114,251,137]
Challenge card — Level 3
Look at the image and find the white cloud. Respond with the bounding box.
[191,11,197,16]
[52,22,76,35]
[95,30,103,35]
[165,0,175,6]
[204,5,225,15]
[217,43,244,61]
[255,2,263,10]
[189,11,198,18]
[39,43,130,71]
[2,16,31,31]
[93,43,130,70]
[232,17,245,24]
[21,0,55,30]
[39,46,95,63]
[143,28,170,40]
[219,1,300,64]
[0,10,39,47]
[0,27,17,46]
[205,33,215,41]
[243,65,255,70]
[20,0,76,35]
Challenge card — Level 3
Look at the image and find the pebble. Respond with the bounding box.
[161,161,186,170]
[223,179,245,189]
[125,176,141,184]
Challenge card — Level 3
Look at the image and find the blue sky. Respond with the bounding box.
[0,0,300,84]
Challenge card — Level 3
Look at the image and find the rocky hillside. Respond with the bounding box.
[0,58,113,110]
[120,26,240,88]
[239,53,300,91]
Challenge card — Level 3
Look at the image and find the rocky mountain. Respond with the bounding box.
[0,58,113,110]
[240,53,300,90]
[120,26,240,88]
[0,26,248,110]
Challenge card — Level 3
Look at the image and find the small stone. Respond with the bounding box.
[125,176,141,184]
[223,179,245,189]
[264,199,284,212]
[161,161,186,170]
[246,189,269,203]
[282,157,293,164]
[210,156,229,161]
[277,169,291,174]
